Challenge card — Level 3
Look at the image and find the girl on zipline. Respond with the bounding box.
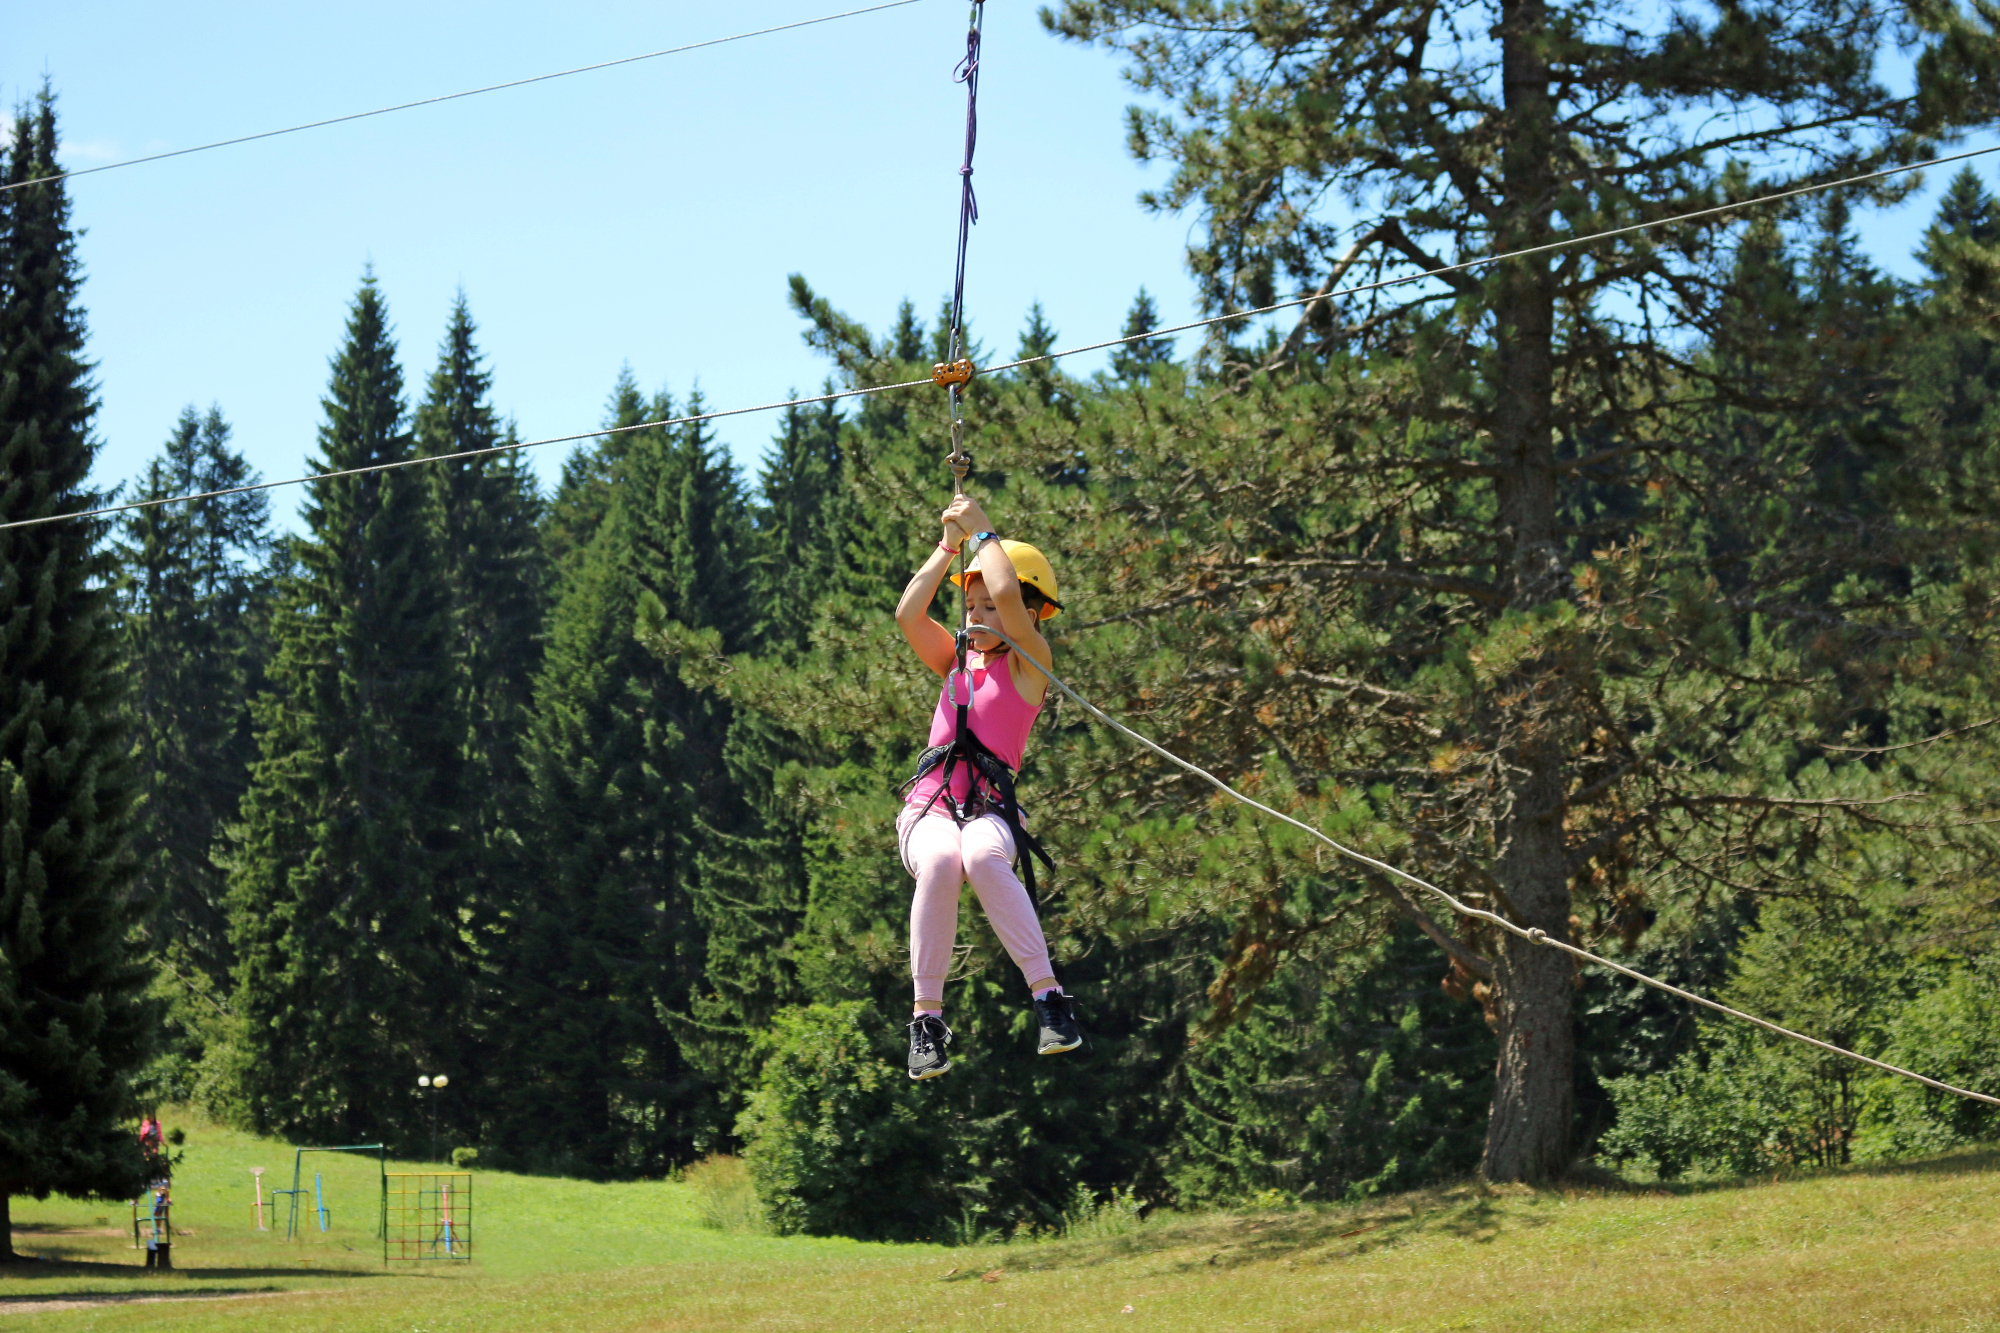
[894,492,1081,1080]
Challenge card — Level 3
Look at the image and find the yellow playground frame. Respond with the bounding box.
[384,1172,474,1262]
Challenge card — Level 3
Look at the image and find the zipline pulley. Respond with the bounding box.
[932,358,975,388]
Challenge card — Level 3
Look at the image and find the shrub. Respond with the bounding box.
[1599,901,1907,1177]
[1597,1029,1819,1177]
[1060,1181,1144,1238]
[1859,958,2000,1159]
[683,1154,766,1233]
[736,1002,943,1240]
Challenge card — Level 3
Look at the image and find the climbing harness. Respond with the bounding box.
[899,628,1056,900]
[963,622,2000,1111]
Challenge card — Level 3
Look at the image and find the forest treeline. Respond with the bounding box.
[121,171,2000,1235]
[8,0,2000,1247]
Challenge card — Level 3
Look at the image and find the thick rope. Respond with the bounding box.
[11,140,1998,535]
[0,0,931,196]
[968,623,2000,1109]
[944,0,986,498]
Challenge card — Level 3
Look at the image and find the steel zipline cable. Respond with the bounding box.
[6,139,2000,537]
[0,0,930,196]
[959,625,2000,1109]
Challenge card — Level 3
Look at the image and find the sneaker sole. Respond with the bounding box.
[1037,1038,1082,1055]
[909,1062,952,1080]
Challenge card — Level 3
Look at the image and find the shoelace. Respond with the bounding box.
[909,1015,952,1053]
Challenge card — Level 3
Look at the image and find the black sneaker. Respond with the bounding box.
[908,1014,953,1080]
[1034,991,1082,1055]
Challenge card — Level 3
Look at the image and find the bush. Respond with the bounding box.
[1859,958,2000,1159]
[1599,901,1907,1177]
[1598,1029,1820,1177]
[1167,924,1493,1204]
[736,1002,943,1240]
[1056,1181,1144,1238]
[683,1154,766,1233]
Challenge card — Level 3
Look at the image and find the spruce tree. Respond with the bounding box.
[0,86,151,1258]
[412,296,547,1149]
[497,387,750,1172]
[544,367,649,581]
[677,396,848,1097]
[227,275,464,1145]
[1107,287,1174,384]
[122,406,271,997]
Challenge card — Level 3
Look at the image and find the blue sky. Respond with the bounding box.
[8,2,1992,532]
[9,1,1197,528]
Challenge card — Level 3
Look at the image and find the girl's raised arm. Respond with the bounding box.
[895,508,965,677]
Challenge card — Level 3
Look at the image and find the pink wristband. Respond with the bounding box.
[938,540,962,556]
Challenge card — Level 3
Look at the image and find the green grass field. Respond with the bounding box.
[4,1113,1998,1331]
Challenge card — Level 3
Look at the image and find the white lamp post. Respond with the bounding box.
[417,1074,450,1162]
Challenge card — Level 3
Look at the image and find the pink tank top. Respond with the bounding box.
[905,650,1044,809]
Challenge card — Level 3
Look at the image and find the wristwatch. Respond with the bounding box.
[972,530,1002,545]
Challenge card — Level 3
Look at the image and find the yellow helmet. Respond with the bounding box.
[951,539,1063,621]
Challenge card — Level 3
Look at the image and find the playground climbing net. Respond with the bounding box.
[384,1172,474,1262]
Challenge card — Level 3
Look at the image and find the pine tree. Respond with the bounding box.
[227,275,464,1145]
[1917,167,2000,294]
[411,296,547,1149]
[750,389,844,652]
[0,85,152,1258]
[496,388,750,1172]
[640,289,1200,1229]
[1014,302,1072,416]
[120,406,272,1097]
[1048,0,2000,1180]
[122,407,270,982]
[676,396,849,1098]
[1107,287,1174,383]
[544,367,648,581]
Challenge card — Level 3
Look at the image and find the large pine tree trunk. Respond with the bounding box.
[1479,0,1575,1183]
[1482,763,1576,1180]
[0,1193,16,1262]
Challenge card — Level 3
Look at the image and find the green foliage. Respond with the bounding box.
[0,85,153,1233]
[1107,287,1173,384]
[492,383,751,1174]
[226,273,464,1147]
[1599,903,1908,1177]
[1170,925,1494,1204]
[737,1002,935,1240]
[684,1153,767,1233]
[1863,958,2000,1157]
[119,405,273,1111]
[412,295,548,1154]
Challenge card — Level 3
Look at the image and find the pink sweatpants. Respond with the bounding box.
[898,805,1056,1007]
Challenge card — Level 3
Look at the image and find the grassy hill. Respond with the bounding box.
[2,1112,1997,1330]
